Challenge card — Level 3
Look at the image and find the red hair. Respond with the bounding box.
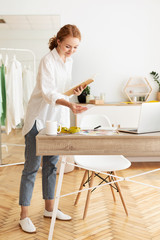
[49,24,81,50]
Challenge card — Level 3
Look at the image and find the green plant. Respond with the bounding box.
[82,85,90,95]
[150,71,160,91]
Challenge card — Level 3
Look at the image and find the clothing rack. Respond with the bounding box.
[0,48,36,167]
[0,47,36,80]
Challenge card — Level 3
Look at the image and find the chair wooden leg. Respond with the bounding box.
[74,170,88,206]
[83,171,95,219]
[108,173,116,203]
[113,171,128,216]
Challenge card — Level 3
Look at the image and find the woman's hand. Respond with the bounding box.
[56,98,87,114]
[69,103,88,114]
[73,85,86,96]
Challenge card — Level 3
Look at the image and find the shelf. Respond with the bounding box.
[129,92,149,96]
[127,84,148,87]
[124,77,152,103]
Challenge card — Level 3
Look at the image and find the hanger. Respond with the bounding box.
[13,54,16,60]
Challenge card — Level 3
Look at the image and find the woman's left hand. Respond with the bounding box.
[73,85,86,96]
[69,103,88,114]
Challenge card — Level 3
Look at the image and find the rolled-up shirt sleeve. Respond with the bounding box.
[39,58,67,105]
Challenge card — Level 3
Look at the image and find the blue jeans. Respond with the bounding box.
[19,122,59,206]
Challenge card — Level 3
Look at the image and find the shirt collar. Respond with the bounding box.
[51,48,72,64]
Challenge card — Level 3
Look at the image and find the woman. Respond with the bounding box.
[19,24,87,233]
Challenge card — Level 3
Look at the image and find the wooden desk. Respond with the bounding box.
[36,132,160,157]
[36,131,160,240]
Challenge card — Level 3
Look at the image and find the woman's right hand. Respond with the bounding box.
[69,103,88,114]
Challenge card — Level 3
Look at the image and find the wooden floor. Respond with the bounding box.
[1,129,160,240]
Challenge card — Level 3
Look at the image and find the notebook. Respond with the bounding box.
[119,102,160,134]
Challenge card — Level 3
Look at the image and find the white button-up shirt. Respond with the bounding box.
[22,48,73,136]
[6,56,24,134]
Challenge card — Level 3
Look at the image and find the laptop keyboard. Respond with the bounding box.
[129,129,137,132]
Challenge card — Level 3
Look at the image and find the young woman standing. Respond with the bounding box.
[19,24,87,233]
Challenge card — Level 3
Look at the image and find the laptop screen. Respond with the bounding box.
[137,102,160,133]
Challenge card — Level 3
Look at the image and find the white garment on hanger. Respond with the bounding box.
[0,54,2,65]
[4,54,8,80]
[5,55,24,134]
[22,65,35,116]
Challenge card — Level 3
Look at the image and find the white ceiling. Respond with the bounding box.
[0,15,61,30]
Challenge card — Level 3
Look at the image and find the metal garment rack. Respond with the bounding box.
[0,48,36,167]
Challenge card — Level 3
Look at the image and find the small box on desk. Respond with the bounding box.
[89,99,104,104]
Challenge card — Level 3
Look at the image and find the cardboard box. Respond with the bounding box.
[89,99,104,104]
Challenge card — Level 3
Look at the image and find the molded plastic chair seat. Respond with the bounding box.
[74,114,131,219]
[74,155,131,172]
[79,114,112,130]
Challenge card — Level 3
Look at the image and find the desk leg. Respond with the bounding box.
[48,155,66,240]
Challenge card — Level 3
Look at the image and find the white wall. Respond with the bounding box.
[0,29,57,70]
[0,0,160,102]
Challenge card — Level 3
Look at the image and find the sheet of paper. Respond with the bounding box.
[78,129,117,136]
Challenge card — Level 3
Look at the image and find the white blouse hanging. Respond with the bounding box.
[22,65,35,115]
[5,55,24,134]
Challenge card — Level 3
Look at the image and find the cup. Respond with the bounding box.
[132,96,137,102]
[45,121,61,135]
[86,95,90,103]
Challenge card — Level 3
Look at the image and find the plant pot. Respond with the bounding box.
[77,92,87,103]
[157,92,160,101]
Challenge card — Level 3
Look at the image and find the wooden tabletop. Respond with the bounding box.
[36,131,160,157]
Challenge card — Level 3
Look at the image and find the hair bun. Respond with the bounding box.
[48,24,81,51]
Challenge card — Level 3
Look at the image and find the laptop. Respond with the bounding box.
[119,102,160,134]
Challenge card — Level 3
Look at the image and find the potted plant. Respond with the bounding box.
[150,71,160,101]
[78,86,90,103]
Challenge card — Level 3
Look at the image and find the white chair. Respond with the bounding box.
[79,114,112,130]
[74,114,131,219]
